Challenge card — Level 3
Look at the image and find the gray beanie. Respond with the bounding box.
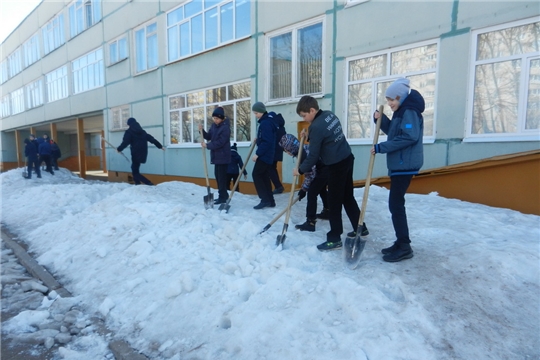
[385,78,410,104]
[252,101,266,113]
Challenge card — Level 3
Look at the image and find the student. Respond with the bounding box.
[227,143,248,193]
[117,117,165,185]
[293,96,367,251]
[372,77,425,262]
[279,133,329,232]
[23,135,41,179]
[199,107,231,204]
[50,139,61,171]
[38,135,54,175]
[251,102,277,209]
[269,113,286,194]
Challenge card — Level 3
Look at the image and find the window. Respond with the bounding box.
[346,41,438,141]
[467,19,540,140]
[23,33,41,67]
[72,48,104,94]
[0,61,7,84]
[168,80,251,145]
[166,0,251,62]
[268,19,323,101]
[1,96,10,118]
[43,13,65,54]
[8,48,22,78]
[69,0,102,38]
[110,105,130,131]
[11,88,24,115]
[135,21,158,73]
[26,79,44,109]
[46,65,69,102]
[108,36,128,65]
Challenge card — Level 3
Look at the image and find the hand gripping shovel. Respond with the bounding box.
[276,136,305,247]
[258,197,299,235]
[201,141,214,209]
[344,105,384,269]
[220,139,257,213]
[101,136,130,163]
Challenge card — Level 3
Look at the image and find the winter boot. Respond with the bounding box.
[295,219,316,232]
[382,243,414,262]
[316,208,329,220]
[346,223,369,237]
[381,242,399,255]
[316,240,342,251]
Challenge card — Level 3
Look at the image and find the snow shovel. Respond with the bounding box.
[22,160,28,178]
[258,197,299,235]
[344,105,384,269]
[201,140,214,209]
[101,136,130,163]
[220,139,257,213]
[276,136,305,247]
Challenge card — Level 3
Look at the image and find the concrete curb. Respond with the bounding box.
[1,226,148,360]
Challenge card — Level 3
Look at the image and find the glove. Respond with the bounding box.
[298,189,306,201]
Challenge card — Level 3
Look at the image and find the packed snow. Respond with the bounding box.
[1,167,539,359]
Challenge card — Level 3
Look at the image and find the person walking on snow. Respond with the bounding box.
[227,143,248,193]
[117,117,165,185]
[372,77,425,262]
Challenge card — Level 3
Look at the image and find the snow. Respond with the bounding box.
[1,167,539,359]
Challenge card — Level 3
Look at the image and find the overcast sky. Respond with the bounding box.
[0,0,41,44]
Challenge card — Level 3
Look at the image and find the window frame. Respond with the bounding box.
[11,88,25,115]
[265,16,325,104]
[108,35,128,66]
[71,47,104,94]
[110,104,131,131]
[344,39,440,145]
[465,18,540,142]
[25,78,44,109]
[23,32,41,68]
[0,95,11,118]
[46,65,69,103]
[42,12,66,55]
[68,0,102,39]
[8,48,22,78]
[0,60,8,84]
[133,20,158,74]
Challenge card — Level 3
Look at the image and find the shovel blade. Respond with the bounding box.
[343,236,366,269]
[204,192,214,209]
[276,234,286,247]
[219,203,230,213]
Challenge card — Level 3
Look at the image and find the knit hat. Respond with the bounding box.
[127,117,137,126]
[212,107,225,119]
[251,102,266,114]
[279,134,300,157]
[231,142,237,151]
[386,78,410,104]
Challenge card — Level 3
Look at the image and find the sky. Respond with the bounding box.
[1,166,539,359]
[0,0,41,44]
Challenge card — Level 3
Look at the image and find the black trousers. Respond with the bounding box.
[40,155,54,174]
[389,175,413,244]
[131,161,152,185]
[27,157,41,178]
[252,159,274,204]
[214,164,229,201]
[227,173,241,193]
[51,156,60,170]
[326,154,360,242]
[268,161,283,189]
[306,166,329,219]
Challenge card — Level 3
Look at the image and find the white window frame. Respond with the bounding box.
[72,47,104,94]
[11,88,25,115]
[0,60,8,84]
[23,33,41,68]
[46,65,69,103]
[110,104,131,131]
[266,17,325,104]
[8,48,22,78]
[26,78,44,109]
[69,0,102,38]
[1,95,10,118]
[134,20,158,74]
[42,12,66,55]
[344,39,440,145]
[345,0,370,8]
[108,35,128,65]
[465,18,540,142]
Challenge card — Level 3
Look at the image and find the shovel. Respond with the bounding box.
[101,136,131,163]
[201,140,214,209]
[276,136,305,247]
[22,160,28,178]
[344,105,384,269]
[258,197,299,235]
[220,139,257,213]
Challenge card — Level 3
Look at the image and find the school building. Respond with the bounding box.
[1,0,539,214]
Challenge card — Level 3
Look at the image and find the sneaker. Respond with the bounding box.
[317,240,342,251]
[316,208,330,220]
[295,219,316,232]
[253,202,271,210]
[382,243,414,262]
[346,223,369,237]
[381,242,399,255]
[272,186,284,194]
[214,198,227,205]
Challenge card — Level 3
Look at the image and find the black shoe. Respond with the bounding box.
[24,176,31,179]
[37,176,42,178]
[295,219,316,232]
[214,198,227,205]
[272,186,284,194]
[381,242,399,255]
[347,223,369,237]
[382,243,414,262]
[253,202,271,210]
[269,201,276,207]
[316,208,330,220]
[317,240,342,251]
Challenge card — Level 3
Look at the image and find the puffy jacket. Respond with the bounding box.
[279,133,316,192]
[255,112,277,165]
[38,138,52,155]
[24,139,39,160]
[270,113,286,162]
[51,142,61,159]
[202,118,231,165]
[118,120,163,164]
[227,148,247,175]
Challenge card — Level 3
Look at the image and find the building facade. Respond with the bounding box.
[1,0,539,189]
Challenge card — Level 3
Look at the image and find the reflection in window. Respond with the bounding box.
[135,22,158,73]
[109,37,128,65]
[69,0,102,38]
[72,48,104,94]
[11,88,25,115]
[168,80,251,144]
[26,79,44,109]
[46,66,68,102]
[42,13,65,55]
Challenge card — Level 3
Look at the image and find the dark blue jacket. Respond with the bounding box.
[202,118,231,165]
[256,112,277,165]
[118,121,163,164]
[24,139,39,160]
[51,142,61,159]
[374,89,425,176]
[227,148,248,175]
[270,113,286,162]
[38,138,52,156]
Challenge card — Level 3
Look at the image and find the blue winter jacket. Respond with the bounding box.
[270,113,286,162]
[227,149,248,175]
[38,138,52,155]
[118,120,163,164]
[374,89,425,176]
[24,139,39,160]
[202,118,231,165]
[255,112,277,165]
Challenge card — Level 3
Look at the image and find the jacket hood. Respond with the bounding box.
[24,138,30,144]
[394,89,425,118]
[279,133,300,156]
[128,121,145,134]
